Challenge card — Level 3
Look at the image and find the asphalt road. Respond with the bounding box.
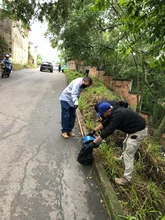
[0,69,109,220]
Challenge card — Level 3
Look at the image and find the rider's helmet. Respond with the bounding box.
[5,54,10,59]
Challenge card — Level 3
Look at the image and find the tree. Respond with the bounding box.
[3,0,73,29]
[45,0,103,70]
[156,114,165,140]
[37,54,42,65]
[3,0,165,137]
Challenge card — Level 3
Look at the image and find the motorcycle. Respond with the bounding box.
[1,59,12,78]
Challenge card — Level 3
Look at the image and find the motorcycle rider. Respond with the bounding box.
[8,53,13,71]
[1,54,11,63]
[1,54,12,77]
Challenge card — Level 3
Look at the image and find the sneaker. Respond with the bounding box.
[67,131,75,137]
[115,177,130,186]
[61,132,69,139]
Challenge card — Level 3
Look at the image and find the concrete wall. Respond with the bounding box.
[11,23,28,64]
[0,10,28,64]
[0,15,12,48]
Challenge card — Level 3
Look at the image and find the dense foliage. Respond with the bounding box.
[3,0,165,135]
[65,69,165,219]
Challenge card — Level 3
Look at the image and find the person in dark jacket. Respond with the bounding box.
[58,63,61,72]
[95,100,128,122]
[88,102,148,186]
[94,100,128,113]
[84,67,89,77]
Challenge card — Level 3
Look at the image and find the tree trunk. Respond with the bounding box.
[132,53,140,113]
[75,60,78,71]
[139,53,146,111]
[156,114,165,140]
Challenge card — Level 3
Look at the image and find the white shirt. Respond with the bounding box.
[60,77,83,107]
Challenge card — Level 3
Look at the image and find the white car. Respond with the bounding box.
[53,64,59,71]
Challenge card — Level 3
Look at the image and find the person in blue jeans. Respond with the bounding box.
[59,77,93,139]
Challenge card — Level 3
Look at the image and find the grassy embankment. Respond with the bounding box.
[13,63,36,71]
[65,69,165,220]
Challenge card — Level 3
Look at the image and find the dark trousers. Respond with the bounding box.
[60,100,76,133]
[84,69,89,77]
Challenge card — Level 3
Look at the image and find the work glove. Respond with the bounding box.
[86,141,100,149]
[87,130,96,137]
[74,99,78,105]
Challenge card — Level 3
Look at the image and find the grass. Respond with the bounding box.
[13,63,36,71]
[65,70,165,219]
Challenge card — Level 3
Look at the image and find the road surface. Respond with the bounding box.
[0,69,108,220]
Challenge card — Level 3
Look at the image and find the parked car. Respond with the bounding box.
[40,61,53,72]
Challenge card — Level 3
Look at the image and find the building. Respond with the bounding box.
[28,41,38,66]
[0,8,28,64]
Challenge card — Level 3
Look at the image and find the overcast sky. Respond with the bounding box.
[29,21,60,63]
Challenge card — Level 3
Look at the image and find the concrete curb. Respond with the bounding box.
[76,109,124,220]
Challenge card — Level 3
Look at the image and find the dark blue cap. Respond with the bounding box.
[96,102,112,117]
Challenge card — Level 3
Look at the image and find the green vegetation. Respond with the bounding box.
[28,45,34,65]
[3,0,165,137]
[2,0,165,217]
[0,34,9,54]
[37,54,42,66]
[65,70,165,219]
[13,63,36,71]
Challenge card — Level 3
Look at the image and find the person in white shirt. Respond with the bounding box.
[60,77,92,139]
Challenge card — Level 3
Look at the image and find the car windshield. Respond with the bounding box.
[42,62,52,65]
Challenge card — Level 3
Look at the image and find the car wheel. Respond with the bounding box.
[40,68,42,71]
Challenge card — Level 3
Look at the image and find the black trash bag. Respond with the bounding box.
[77,144,93,165]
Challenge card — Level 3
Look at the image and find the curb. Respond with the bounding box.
[76,109,124,220]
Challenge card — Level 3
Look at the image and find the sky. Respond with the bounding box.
[29,21,60,63]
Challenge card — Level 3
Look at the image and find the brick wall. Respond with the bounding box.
[68,60,77,70]
[88,66,97,76]
[103,75,113,87]
[127,93,138,109]
[88,66,137,108]
[110,80,132,98]
[139,112,150,124]
[67,60,165,147]
[67,61,138,108]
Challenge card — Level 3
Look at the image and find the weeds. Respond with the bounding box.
[65,71,165,219]
[13,63,36,70]
[65,69,82,82]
